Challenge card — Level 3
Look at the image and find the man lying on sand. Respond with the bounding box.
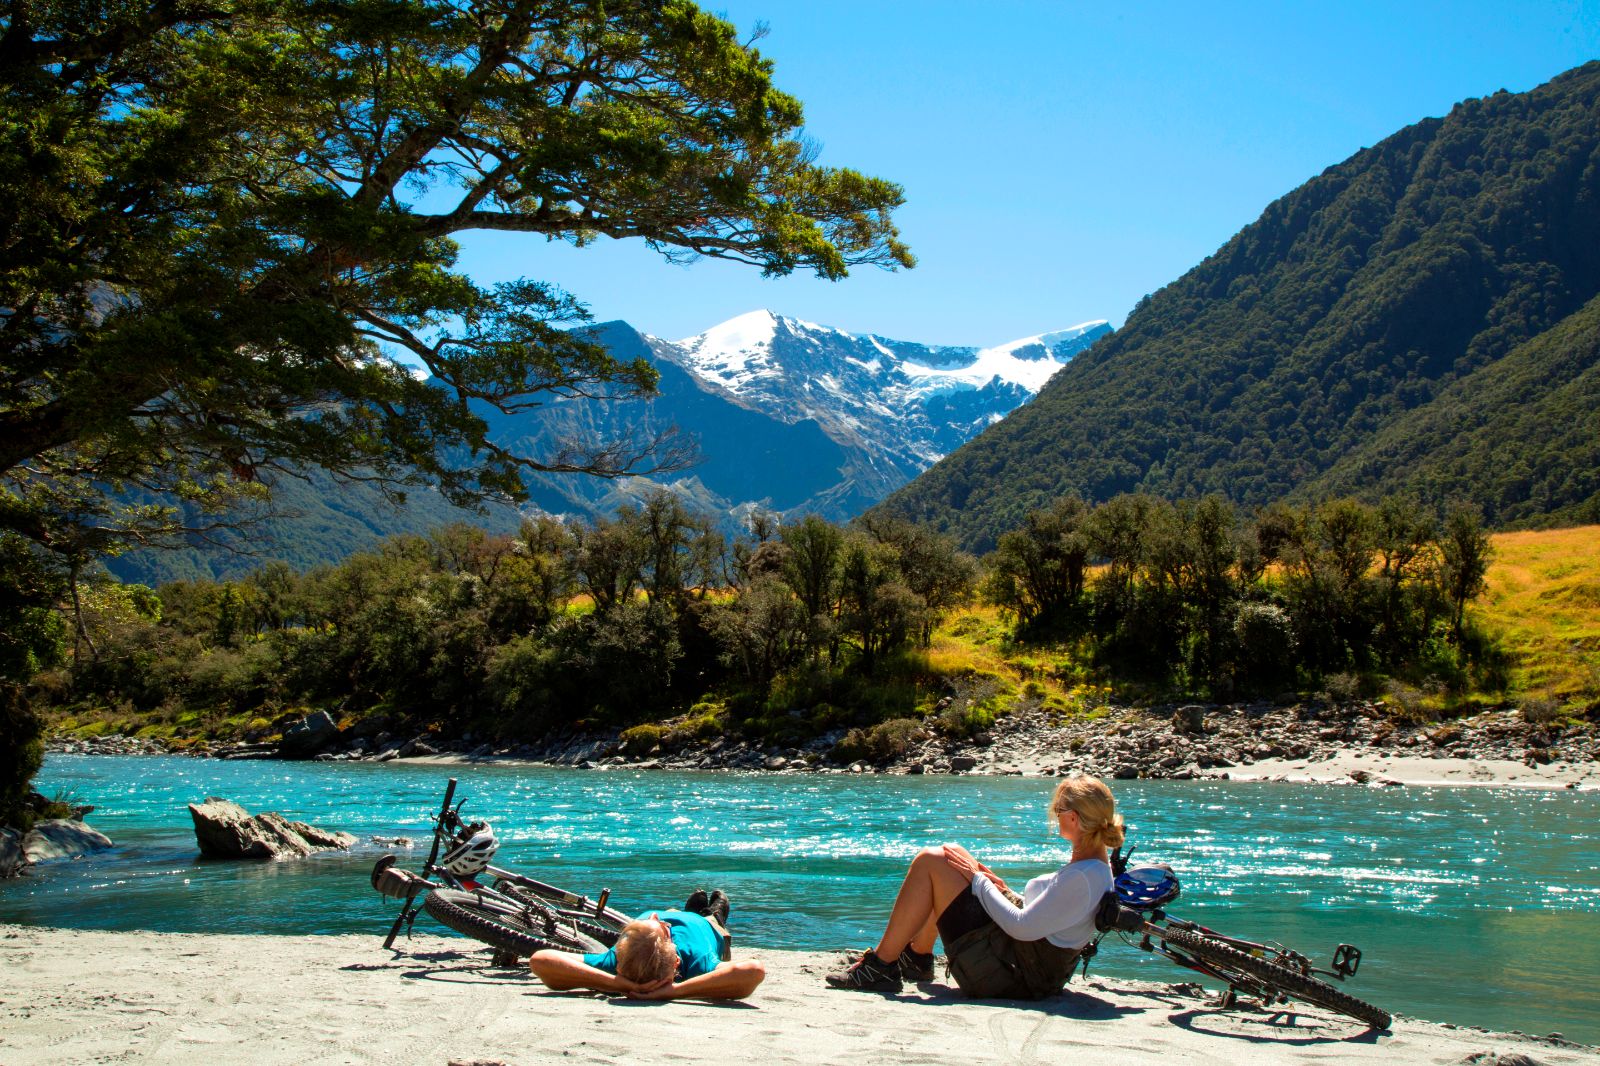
[528,890,766,1001]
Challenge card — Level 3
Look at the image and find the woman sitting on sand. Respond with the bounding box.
[825,775,1122,999]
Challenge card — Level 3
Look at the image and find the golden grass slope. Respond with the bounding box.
[1477,525,1600,707]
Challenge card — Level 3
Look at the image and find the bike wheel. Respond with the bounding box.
[1159,926,1392,1030]
[422,888,607,957]
[494,881,623,948]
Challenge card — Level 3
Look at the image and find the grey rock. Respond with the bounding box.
[765,756,789,771]
[0,828,26,878]
[397,737,439,758]
[279,711,340,757]
[949,755,978,773]
[22,819,113,863]
[188,797,355,860]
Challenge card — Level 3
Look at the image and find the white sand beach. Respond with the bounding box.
[399,750,1600,791]
[1,925,1592,1066]
[1218,752,1600,790]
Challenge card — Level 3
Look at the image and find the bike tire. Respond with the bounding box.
[1159,926,1392,1030]
[423,888,606,957]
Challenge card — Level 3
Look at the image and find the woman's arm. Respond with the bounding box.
[942,844,1010,893]
[969,865,1090,941]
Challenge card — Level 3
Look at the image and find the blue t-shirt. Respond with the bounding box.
[583,909,725,980]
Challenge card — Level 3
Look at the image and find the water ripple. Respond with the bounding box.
[4,755,1596,1041]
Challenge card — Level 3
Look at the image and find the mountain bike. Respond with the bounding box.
[371,778,630,962]
[1085,846,1392,1030]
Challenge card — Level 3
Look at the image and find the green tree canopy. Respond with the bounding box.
[0,0,912,563]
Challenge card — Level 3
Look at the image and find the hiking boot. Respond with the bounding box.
[824,950,903,993]
[707,889,731,927]
[898,947,935,982]
[684,888,711,915]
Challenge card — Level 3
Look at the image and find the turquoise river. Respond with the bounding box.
[3,755,1597,1042]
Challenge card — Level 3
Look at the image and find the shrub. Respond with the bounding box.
[1520,698,1564,727]
[1384,679,1435,723]
[1324,672,1360,703]
[619,723,665,756]
[666,704,727,745]
[1231,600,1297,693]
[809,702,852,730]
[937,700,997,738]
[832,717,924,764]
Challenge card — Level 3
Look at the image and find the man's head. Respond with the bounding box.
[614,915,678,987]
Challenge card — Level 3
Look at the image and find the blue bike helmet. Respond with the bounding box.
[1115,864,1181,909]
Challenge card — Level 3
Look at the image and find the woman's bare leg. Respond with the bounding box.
[871,846,975,961]
[908,910,940,956]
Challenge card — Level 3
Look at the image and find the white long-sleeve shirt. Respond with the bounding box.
[969,858,1113,949]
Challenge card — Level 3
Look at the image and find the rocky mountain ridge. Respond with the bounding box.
[107,311,1110,582]
[656,309,1109,474]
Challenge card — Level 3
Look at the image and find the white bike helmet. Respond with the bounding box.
[441,822,498,876]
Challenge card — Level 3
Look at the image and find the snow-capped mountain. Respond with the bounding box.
[638,310,1110,515]
[668,310,1106,406]
[105,312,1111,581]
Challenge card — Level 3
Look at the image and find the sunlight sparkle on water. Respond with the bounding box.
[6,756,1598,1043]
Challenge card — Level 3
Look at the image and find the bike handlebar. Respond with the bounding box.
[422,778,458,872]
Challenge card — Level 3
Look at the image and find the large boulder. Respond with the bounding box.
[188,797,356,860]
[0,828,25,878]
[278,711,340,758]
[22,819,114,863]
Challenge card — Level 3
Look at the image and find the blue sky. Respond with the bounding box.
[455,1,1599,347]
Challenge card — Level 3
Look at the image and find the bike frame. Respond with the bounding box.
[1090,845,1365,1000]
[1152,915,1358,983]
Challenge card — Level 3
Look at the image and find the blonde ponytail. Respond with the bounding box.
[1049,776,1124,851]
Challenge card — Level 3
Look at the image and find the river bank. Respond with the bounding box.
[51,699,1599,790]
[1,925,1592,1066]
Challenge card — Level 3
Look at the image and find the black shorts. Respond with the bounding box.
[935,884,1081,1000]
[936,884,999,944]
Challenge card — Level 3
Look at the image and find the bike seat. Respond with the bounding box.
[1115,864,1180,909]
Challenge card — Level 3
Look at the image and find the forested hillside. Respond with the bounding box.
[881,62,1600,550]
[1306,293,1600,526]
